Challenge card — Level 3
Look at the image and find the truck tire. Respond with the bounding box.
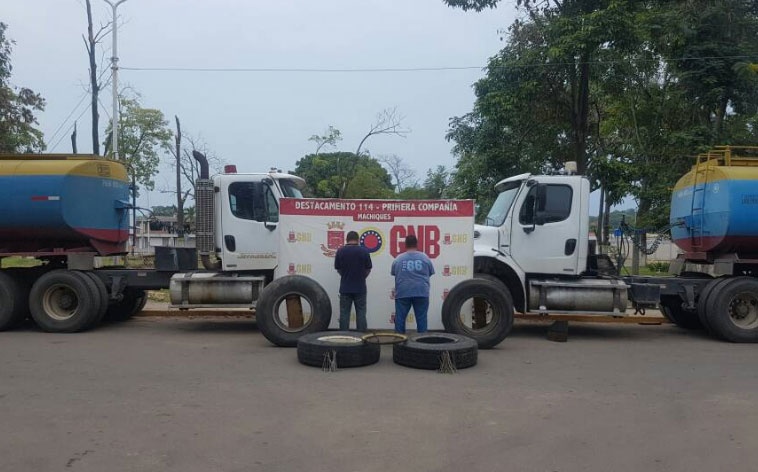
[297,331,380,368]
[697,277,728,334]
[105,288,147,322]
[393,333,477,370]
[705,277,758,343]
[0,271,28,331]
[29,270,100,333]
[441,278,513,349]
[82,272,109,327]
[256,275,332,347]
[659,295,702,330]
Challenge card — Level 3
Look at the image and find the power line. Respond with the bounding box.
[49,103,92,153]
[120,55,756,74]
[46,91,89,146]
[46,67,113,151]
[121,65,483,73]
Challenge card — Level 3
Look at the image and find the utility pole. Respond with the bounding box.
[104,0,128,160]
[104,0,131,252]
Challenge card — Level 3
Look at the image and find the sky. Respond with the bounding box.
[5,0,518,208]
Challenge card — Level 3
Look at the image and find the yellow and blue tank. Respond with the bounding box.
[671,147,758,255]
[0,155,130,256]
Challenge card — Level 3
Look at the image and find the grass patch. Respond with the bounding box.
[148,290,171,303]
[1,257,42,268]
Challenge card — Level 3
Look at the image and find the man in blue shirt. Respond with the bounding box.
[334,231,372,331]
[391,234,435,334]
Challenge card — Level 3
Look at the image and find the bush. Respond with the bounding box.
[647,261,669,273]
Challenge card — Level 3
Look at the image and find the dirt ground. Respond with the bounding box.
[1,317,757,472]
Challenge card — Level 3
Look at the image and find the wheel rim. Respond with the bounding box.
[456,295,497,335]
[271,291,314,333]
[728,291,758,329]
[42,283,80,321]
[316,335,362,344]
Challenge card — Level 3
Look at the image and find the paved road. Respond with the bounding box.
[1,318,757,472]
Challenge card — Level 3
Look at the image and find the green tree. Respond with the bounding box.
[446,0,642,175]
[596,0,758,228]
[396,185,431,199]
[309,125,342,155]
[444,0,758,228]
[423,166,451,198]
[0,22,45,153]
[294,152,394,198]
[105,95,172,192]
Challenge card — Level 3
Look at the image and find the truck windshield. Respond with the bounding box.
[279,180,304,198]
[483,183,521,227]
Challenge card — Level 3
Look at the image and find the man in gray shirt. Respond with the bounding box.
[391,234,435,334]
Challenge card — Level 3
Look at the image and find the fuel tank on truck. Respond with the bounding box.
[670,147,758,255]
[0,155,130,255]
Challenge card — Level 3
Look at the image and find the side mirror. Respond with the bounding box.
[523,194,537,234]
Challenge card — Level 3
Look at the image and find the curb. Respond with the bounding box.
[136,310,254,318]
[135,310,667,324]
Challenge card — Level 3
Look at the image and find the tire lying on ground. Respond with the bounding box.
[105,287,147,323]
[393,333,477,370]
[705,276,758,343]
[441,278,513,349]
[0,271,28,331]
[256,275,332,347]
[29,269,100,333]
[297,331,380,368]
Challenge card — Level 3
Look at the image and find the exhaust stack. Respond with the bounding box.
[192,151,221,270]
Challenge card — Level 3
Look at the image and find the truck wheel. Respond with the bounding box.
[393,333,478,370]
[105,288,147,322]
[697,278,729,334]
[256,275,332,347]
[659,295,702,330]
[0,271,28,331]
[29,270,100,333]
[82,272,109,327]
[297,331,380,368]
[706,277,758,343]
[441,278,513,349]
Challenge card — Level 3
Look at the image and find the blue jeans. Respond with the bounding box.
[339,293,367,331]
[394,297,429,334]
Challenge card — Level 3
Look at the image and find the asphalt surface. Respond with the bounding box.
[1,318,757,472]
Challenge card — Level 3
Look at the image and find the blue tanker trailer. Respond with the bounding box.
[0,155,130,255]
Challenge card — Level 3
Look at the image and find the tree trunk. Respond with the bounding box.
[603,189,611,248]
[85,0,100,155]
[713,90,730,143]
[597,184,605,245]
[131,173,137,256]
[71,122,78,154]
[574,54,590,175]
[174,116,184,238]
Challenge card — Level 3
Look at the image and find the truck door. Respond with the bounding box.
[508,181,582,275]
[220,179,280,271]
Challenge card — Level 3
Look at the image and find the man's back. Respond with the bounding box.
[335,244,372,294]
[391,251,435,298]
